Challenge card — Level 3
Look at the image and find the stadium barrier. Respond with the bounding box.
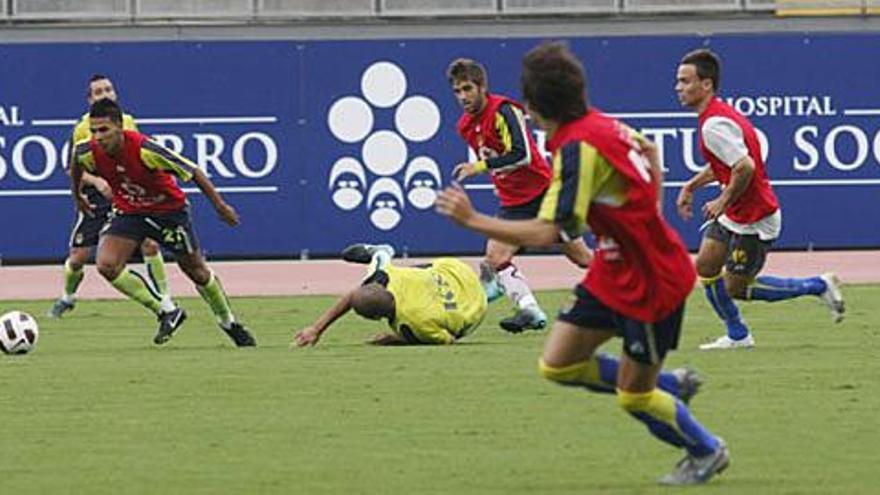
[4,0,879,20]
[0,33,877,261]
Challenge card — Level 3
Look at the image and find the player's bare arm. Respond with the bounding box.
[641,138,664,207]
[676,166,717,220]
[68,156,95,217]
[192,168,240,226]
[436,183,559,247]
[702,156,754,220]
[367,333,408,346]
[81,172,113,199]
[292,290,355,347]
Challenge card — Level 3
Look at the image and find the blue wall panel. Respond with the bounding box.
[1,34,877,261]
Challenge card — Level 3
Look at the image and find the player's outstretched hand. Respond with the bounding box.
[452,162,477,182]
[435,183,474,226]
[292,326,321,347]
[215,202,240,226]
[675,187,693,220]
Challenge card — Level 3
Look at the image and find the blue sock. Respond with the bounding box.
[747,275,827,302]
[702,276,749,340]
[595,353,682,398]
[620,389,720,458]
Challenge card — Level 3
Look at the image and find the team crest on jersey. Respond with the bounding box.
[731,248,748,265]
[326,61,443,230]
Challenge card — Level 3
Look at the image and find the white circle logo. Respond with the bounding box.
[361,62,407,108]
[326,61,443,231]
[395,96,441,142]
[328,97,373,143]
[362,131,407,176]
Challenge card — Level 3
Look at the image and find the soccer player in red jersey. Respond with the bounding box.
[447,58,592,333]
[48,74,172,319]
[437,42,728,485]
[69,98,255,347]
[675,49,844,351]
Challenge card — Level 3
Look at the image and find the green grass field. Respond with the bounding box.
[1,285,878,494]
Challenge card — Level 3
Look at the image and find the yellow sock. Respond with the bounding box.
[110,268,161,314]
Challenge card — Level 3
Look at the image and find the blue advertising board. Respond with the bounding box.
[0,34,877,261]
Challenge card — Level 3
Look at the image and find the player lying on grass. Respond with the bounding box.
[293,244,703,403]
[293,244,499,346]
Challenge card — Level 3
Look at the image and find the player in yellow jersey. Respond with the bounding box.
[48,74,172,318]
[292,244,499,346]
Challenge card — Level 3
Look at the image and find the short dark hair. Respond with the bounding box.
[446,58,487,87]
[87,74,110,97]
[521,41,588,124]
[89,98,123,124]
[350,283,395,320]
[680,49,721,91]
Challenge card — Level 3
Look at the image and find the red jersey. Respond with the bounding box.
[74,130,196,214]
[541,110,696,322]
[456,94,551,207]
[698,97,779,224]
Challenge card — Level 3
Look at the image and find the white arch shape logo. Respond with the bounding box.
[328,157,367,211]
[404,156,442,210]
[367,178,405,231]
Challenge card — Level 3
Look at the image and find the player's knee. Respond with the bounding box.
[140,239,160,256]
[695,258,722,279]
[617,389,652,414]
[725,281,747,299]
[177,256,210,284]
[185,266,211,285]
[484,251,511,270]
[96,260,122,281]
[66,252,88,271]
[538,358,576,384]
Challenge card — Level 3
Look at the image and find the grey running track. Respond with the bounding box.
[0,251,877,301]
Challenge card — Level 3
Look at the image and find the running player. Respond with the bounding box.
[675,48,845,350]
[69,98,255,347]
[437,42,728,485]
[447,58,592,334]
[48,74,172,318]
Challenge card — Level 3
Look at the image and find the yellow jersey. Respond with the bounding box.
[383,258,487,345]
[71,111,138,144]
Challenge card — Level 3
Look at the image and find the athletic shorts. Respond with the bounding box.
[496,190,575,245]
[68,195,112,248]
[704,221,772,278]
[557,285,684,365]
[497,191,545,220]
[102,206,200,255]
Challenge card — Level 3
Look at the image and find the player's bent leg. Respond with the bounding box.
[616,356,728,485]
[48,247,91,318]
[140,238,171,303]
[746,272,844,322]
[560,237,592,269]
[177,252,255,347]
[697,236,752,349]
[488,239,546,332]
[694,236,727,280]
[538,320,616,391]
[97,235,163,316]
